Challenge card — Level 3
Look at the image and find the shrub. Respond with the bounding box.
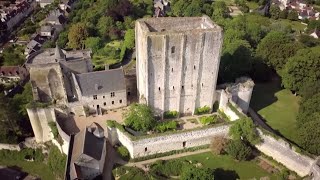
[124,103,156,132]
[106,120,116,128]
[181,166,214,180]
[225,139,252,161]
[150,160,185,176]
[117,146,130,160]
[229,117,261,145]
[199,115,218,125]
[195,106,211,115]
[218,109,230,121]
[163,110,179,119]
[210,135,229,155]
[154,121,178,133]
[48,122,58,139]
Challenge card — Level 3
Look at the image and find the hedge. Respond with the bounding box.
[163,110,179,119]
[195,106,211,115]
[199,115,218,125]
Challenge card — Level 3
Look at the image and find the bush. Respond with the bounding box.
[210,135,229,155]
[48,122,58,139]
[150,160,185,177]
[124,103,156,132]
[229,117,261,145]
[181,166,214,180]
[116,146,130,160]
[199,115,218,125]
[195,106,211,115]
[163,110,179,119]
[154,121,178,133]
[225,140,252,161]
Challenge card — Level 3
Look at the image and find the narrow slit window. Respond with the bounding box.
[171,46,175,53]
[159,87,161,91]
[171,68,173,72]
[119,100,122,103]
[182,85,184,89]
[194,65,196,70]
[112,101,114,105]
[173,86,175,90]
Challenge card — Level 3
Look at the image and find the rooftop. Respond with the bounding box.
[76,68,126,96]
[136,15,221,33]
[26,48,91,65]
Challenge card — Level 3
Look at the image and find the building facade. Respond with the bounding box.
[135,16,223,116]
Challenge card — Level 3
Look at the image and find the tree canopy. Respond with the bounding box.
[281,46,320,92]
[124,103,156,132]
[68,23,89,49]
[229,117,261,145]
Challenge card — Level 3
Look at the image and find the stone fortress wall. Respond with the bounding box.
[108,125,230,158]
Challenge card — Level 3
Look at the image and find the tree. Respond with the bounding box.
[299,34,320,47]
[184,1,202,17]
[279,9,288,19]
[171,0,186,17]
[42,40,55,48]
[269,5,281,19]
[124,103,156,132]
[181,166,214,180]
[120,29,135,61]
[210,135,229,155]
[225,139,252,161]
[219,40,252,82]
[287,10,298,21]
[297,113,320,155]
[256,31,302,72]
[68,23,88,49]
[85,37,103,53]
[212,1,228,21]
[97,16,114,39]
[296,93,320,126]
[229,117,261,145]
[281,47,320,92]
[57,31,68,48]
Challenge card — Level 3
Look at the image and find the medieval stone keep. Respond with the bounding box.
[135,16,223,116]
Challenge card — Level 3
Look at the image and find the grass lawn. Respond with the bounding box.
[250,81,300,143]
[0,160,55,180]
[246,1,259,9]
[116,152,281,179]
[273,19,307,32]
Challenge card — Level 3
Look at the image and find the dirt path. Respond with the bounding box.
[124,149,211,169]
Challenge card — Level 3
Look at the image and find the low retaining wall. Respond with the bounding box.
[0,143,21,151]
[108,125,230,158]
[255,130,315,177]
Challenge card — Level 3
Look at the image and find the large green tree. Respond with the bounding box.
[124,103,156,132]
[85,37,103,53]
[256,31,302,72]
[181,166,214,180]
[68,23,88,49]
[225,139,252,161]
[281,47,320,92]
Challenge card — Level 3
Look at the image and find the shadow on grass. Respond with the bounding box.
[214,168,240,180]
[250,81,282,112]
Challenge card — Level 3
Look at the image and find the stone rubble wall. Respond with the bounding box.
[109,125,229,158]
[0,143,21,151]
[255,130,315,177]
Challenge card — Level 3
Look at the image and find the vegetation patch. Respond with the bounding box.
[199,115,218,125]
[116,146,130,161]
[163,110,179,119]
[186,118,198,124]
[154,121,178,133]
[194,106,211,115]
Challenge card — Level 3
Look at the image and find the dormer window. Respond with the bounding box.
[93,95,97,100]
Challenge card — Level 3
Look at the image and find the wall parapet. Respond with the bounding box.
[108,124,230,158]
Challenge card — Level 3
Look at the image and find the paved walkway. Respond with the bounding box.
[124,149,211,169]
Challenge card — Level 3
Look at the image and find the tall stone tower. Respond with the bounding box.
[135,16,223,116]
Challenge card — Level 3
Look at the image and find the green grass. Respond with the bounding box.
[250,81,300,143]
[117,152,281,179]
[0,160,55,180]
[246,1,259,9]
[178,152,280,179]
[272,19,307,32]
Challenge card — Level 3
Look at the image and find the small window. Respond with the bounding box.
[173,86,175,90]
[182,85,184,89]
[104,102,106,106]
[128,92,131,96]
[194,65,196,70]
[110,92,115,97]
[202,83,203,87]
[171,68,173,72]
[158,87,161,91]
[119,99,122,103]
[171,46,175,53]
[93,105,94,107]
[183,141,186,148]
[145,147,147,152]
[93,95,97,100]
[103,96,105,99]
[112,101,114,105]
